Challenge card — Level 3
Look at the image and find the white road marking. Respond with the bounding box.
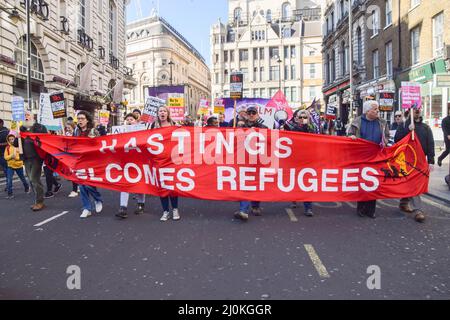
[285,208,298,222]
[345,202,357,208]
[304,244,330,278]
[34,211,69,227]
[314,202,342,208]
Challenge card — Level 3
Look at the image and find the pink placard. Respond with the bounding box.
[401,82,422,109]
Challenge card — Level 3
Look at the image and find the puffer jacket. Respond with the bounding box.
[4,137,23,169]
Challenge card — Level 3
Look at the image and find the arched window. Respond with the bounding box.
[356,27,362,64]
[15,36,44,81]
[266,9,272,22]
[282,2,291,20]
[234,7,242,23]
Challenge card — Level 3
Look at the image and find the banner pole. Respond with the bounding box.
[410,107,415,141]
[233,99,237,128]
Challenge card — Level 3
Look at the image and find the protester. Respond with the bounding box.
[234,106,267,221]
[96,124,108,136]
[4,133,30,199]
[74,110,103,219]
[151,106,180,222]
[43,163,62,199]
[205,116,219,127]
[395,108,434,223]
[64,122,79,197]
[218,113,228,127]
[132,109,142,121]
[116,113,146,219]
[15,111,47,211]
[283,110,316,216]
[348,100,389,219]
[391,111,404,131]
[194,115,203,127]
[437,114,450,167]
[334,117,345,136]
[0,119,9,190]
[230,106,248,127]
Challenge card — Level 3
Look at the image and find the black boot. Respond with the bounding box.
[134,203,144,215]
[115,206,128,219]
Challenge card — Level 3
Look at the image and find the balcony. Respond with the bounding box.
[109,54,120,70]
[77,29,94,51]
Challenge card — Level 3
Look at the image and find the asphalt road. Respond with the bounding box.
[0,179,449,300]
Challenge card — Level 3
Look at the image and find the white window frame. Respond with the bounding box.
[411,27,420,65]
[386,41,393,78]
[373,50,380,79]
[433,12,444,57]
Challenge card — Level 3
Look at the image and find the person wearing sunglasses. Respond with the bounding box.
[391,111,404,131]
[283,109,316,216]
[234,106,267,221]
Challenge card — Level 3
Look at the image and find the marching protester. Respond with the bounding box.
[283,109,316,217]
[132,108,142,121]
[348,100,390,219]
[194,115,203,127]
[437,114,450,167]
[74,110,103,219]
[230,105,248,127]
[116,113,146,219]
[43,163,62,199]
[205,116,219,127]
[15,111,47,211]
[234,106,267,221]
[64,122,79,197]
[334,117,345,136]
[0,119,9,189]
[151,106,180,222]
[391,111,405,131]
[4,133,30,199]
[395,108,434,223]
[218,113,228,127]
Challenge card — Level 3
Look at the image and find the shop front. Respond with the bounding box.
[323,80,351,126]
[357,78,396,125]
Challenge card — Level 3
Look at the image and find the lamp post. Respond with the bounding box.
[276,56,282,91]
[26,0,32,111]
[168,60,174,86]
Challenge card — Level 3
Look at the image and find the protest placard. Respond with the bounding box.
[141,96,165,123]
[49,91,67,119]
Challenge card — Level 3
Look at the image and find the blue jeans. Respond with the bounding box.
[79,185,102,211]
[160,196,178,212]
[304,202,312,211]
[6,167,29,195]
[0,157,8,184]
[239,201,260,213]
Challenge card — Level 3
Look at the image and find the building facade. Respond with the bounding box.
[0,0,134,126]
[210,0,324,109]
[126,14,211,116]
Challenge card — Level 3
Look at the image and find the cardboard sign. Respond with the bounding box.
[379,92,395,112]
[214,98,225,114]
[99,110,110,126]
[141,96,166,123]
[230,72,243,100]
[167,94,185,121]
[38,93,62,131]
[197,99,210,115]
[111,124,148,134]
[401,82,422,109]
[11,96,25,122]
[325,105,337,120]
[49,92,67,119]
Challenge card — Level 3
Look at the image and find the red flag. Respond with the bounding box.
[266,90,294,118]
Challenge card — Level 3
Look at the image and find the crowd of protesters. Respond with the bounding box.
[1,99,447,224]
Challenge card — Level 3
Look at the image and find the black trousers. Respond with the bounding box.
[43,166,58,193]
[357,200,377,216]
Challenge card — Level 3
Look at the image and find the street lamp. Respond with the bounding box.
[276,56,282,91]
[168,60,174,86]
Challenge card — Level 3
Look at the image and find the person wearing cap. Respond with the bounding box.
[230,105,248,127]
[4,133,30,199]
[132,109,142,122]
[391,111,405,131]
[394,108,434,223]
[348,100,390,219]
[234,106,267,221]
[14,111,48,211]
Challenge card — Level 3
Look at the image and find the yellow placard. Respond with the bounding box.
[168,97,184,107]
[214,106,225,114]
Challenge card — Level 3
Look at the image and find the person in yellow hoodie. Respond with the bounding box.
[4,133,30,199]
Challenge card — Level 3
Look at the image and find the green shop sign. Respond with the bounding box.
[408,62,434,83]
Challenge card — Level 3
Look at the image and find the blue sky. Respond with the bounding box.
[126,0,229,67]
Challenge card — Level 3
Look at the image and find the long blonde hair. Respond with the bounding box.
[152,106,175,128]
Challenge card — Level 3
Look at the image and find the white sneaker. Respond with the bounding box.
[80,209,92,218]
[95,201,103,213]
[160,211,170,222]
[68,191,78,198]
[172,208,180,221]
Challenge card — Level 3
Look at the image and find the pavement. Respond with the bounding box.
[428,149,450,204]
[0,178,449,300]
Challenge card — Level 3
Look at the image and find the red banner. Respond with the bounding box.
[23,128,429,202]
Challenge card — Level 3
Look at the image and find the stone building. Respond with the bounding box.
[210,0,324,109]
[0,0,134,126]
[126,14,211,116]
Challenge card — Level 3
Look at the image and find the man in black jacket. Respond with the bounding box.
[15,112,48,211]
[0,119,9,189]
[437,115,450,167]
[394,108,435,222]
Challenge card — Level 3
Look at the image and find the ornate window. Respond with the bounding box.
[15,36,44,81]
